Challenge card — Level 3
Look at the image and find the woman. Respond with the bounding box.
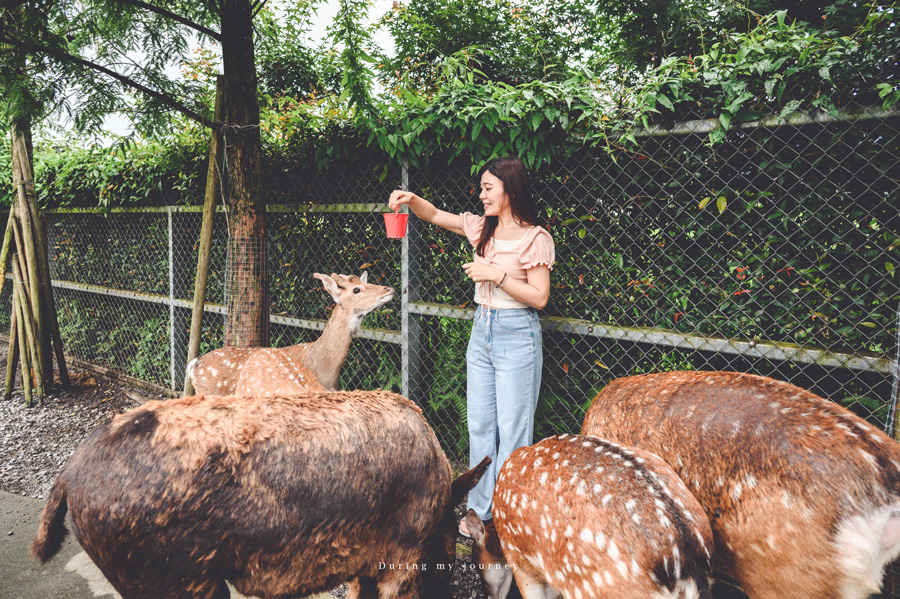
[388,156,555,536]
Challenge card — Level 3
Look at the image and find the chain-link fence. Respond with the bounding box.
[1,109,897,471]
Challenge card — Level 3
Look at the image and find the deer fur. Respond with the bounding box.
[469,434,714,599]
[32,389,489,599]
[582,370,900,599]
[187,272,394,395]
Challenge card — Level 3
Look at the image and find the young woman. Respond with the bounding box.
[388,156,555,536]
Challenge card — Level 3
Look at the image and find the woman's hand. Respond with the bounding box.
[388,190,418,212]
[463,262,503,284]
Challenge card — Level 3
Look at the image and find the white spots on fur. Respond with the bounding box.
[625,499,636,512]
[858,449,879,471]
[601,494,612,507]
[608,539,620,560]
[580,528,594,544]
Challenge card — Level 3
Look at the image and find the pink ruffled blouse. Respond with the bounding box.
[459,212,555,309]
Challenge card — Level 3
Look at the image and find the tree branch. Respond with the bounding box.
[109,0,222,42]
[0,35,221,131]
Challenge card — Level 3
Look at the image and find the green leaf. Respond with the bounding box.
[698,197,711,210]
[717,196,727,214]
[656,94,674,111]
[719,112,732,130]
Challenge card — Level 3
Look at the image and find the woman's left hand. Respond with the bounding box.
[463,262,502,284]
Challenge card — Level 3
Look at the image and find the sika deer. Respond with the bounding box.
[468,434,714,599]
[187,272,394,395]
[582,370,900,599]
[32,389,490,599]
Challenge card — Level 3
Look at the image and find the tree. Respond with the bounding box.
[1,0,269,349]
[380,0,607,91]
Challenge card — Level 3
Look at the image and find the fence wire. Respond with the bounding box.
[1,110,897,470]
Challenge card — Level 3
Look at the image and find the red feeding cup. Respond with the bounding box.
[384,207,408,239]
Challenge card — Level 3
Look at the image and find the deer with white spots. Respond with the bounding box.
[468,434,714,599]
[187,272,394,395]
[582,370,900,599]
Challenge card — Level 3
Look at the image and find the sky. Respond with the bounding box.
[101,0,395,138]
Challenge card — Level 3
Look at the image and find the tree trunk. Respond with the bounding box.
[221,0,268,348]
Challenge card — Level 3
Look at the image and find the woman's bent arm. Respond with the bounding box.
[462,262,551,310]
[389,190,464,235]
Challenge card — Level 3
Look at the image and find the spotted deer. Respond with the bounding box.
[187,272,394,395]
[468,434,714,599]
[582,370,900,599]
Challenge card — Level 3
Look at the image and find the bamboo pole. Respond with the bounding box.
[0,207,15,296]
[11,128,48,384]
[12,258,43,401]
[13,127,68,387]
[11,287,32,406]
[4,304,18,400]
[183,76,225,396]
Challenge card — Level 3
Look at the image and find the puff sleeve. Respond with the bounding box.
[459,212,485,246]
[519,227,555,270]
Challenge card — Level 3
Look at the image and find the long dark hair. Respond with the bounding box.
[475,156,541,258]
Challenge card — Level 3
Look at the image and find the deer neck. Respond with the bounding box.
[301,303,356,390]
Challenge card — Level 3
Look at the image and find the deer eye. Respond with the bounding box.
[353,287,362,294]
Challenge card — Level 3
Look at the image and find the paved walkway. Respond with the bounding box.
[0,490,333,599]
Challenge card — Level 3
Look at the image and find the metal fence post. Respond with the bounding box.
[401,159,427,403]
[167,207,176,391]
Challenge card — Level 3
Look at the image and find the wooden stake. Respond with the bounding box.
[183,76,225,396]
[12,258,44,402]
[11,287,32,407]
[0,207,15,296]
[4,303,19,401]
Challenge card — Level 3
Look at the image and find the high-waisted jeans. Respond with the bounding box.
[466,305,542,521]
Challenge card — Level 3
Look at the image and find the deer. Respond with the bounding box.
[467,434,714,599]
[32,389,490,599]
[187,272,394,395]
[581,370,900,599]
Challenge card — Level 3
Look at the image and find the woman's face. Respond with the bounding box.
[479,170,509,217]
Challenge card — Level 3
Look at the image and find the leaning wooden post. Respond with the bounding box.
[0,207,15,295]
[13,127,68,387]
[12,258,44,401]
[183,76,225,396]
[4,303,18,401]
[10,139,45,380]
[11,285,32,406]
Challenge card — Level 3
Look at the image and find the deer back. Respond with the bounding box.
[471,434,713,599]
[582,370,900,599]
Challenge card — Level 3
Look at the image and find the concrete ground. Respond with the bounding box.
[0,490,333,599]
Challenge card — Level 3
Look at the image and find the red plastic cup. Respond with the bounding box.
[384,209,408,239]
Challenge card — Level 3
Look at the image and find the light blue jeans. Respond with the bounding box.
[466,305,542,521]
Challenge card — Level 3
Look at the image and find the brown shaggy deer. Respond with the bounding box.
[32,389,489,599]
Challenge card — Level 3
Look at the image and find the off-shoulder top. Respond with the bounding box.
[459,212,555,309]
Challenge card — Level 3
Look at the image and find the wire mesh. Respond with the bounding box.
[4,111,897,470]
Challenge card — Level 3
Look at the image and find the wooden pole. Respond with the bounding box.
[4,304,18,400]
[11,135,45,378]
[0,207,15,296]
[12,258,43,401]
[183,75,225,396]
[13,127,68,387]
[11,286,32,406]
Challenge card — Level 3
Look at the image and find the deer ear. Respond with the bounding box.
[359,271,368,284]
[466,509,486,544]
[314,273,342,304]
